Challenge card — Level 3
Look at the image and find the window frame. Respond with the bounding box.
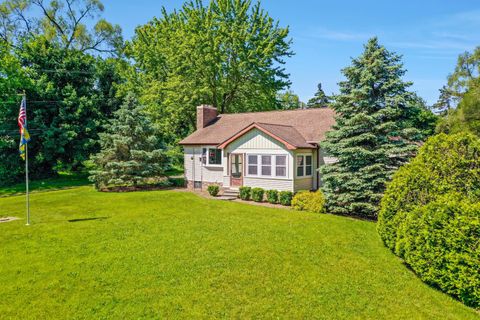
[203,147,223,167]
[296,154,313,178]
[245,154,289,179]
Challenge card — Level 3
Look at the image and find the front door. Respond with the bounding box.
[230,154,243,188]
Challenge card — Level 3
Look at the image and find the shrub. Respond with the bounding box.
[239,186,251,200]
[292,190,326,213]
[168,177,185,187]
[396,195,480,308]
[251,188,264,202]
[207,185,220,197]
[265,190,278,204]
[378,133,480,250]
[377,132,480,308]
[279,191,293,206]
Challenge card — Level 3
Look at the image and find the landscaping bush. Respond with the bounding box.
[239,186,251,200]
[292,190,326,213]
[207,185,220,197]
[378,133,480,250]
[251,188,264,202]
[168,177,185,187]
[279,191,293,206]
[266,190,278,204]
[377,132,480,308]
[396,195,480,308]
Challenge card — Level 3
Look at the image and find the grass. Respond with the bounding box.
[0,172,90,197]
[0,187,478,319]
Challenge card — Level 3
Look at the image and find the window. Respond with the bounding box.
[261,155,272,176]
[248,155,258,175]
[247,154,287,178]
[203,148,222,165]
[275,155,287,177]
[297,155,313,177]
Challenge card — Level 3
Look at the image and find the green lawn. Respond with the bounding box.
[0,187,478,319]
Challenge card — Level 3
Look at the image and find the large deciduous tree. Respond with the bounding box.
[321,38,433,219]
[126,0,293,142]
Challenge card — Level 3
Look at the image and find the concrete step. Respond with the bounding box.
[214,195,238,201]
[223,190,239,197]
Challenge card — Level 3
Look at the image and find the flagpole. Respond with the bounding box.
[25,140,30,226]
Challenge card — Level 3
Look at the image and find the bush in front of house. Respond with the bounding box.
[377,132,480,308]
[207,185,220,197]
[292,190,326,213]
[239,186,251,200]
[395,194,480,308]
[251,188,264,202]
[279,191,293,206]
[266,190,279,204]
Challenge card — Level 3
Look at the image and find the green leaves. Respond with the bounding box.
[321,38,433,218]
[126,0,293,141]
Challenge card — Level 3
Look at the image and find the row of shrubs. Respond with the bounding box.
[238,186,293,206]
[377,133,480,308]
[207,184,327,214]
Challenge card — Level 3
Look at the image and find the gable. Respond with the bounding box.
[226,128,287,152]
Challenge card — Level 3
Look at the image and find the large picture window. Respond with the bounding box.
[297,155,312,177]
[203,148,222,165]
[247,154,287,178]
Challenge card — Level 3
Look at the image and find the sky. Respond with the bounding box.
[101,0,480,105]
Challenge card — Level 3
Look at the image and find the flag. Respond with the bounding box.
[18,96,30,160]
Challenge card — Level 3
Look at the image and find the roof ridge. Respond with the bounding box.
[254,122,295,128]
[219,107,332,117]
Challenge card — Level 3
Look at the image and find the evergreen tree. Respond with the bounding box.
[89,94,168,189]
[321,38,424,218]
[307,83,330,108]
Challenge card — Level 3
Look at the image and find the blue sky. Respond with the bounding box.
[102,0,480,105]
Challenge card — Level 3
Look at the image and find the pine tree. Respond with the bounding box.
[321,38,423,218]
[307,83,330,108]
[89,94,168,189]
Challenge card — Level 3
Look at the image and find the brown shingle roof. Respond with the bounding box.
[179,108,336,147]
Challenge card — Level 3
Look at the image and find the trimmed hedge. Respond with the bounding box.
[239,186,251,200]
[251,188,264,202]
[279,191,293,206]
[395,195,480,308]
[266,189,278,204]
[378,132,480,308]
[207,185,220,197]
[292,190,326,213]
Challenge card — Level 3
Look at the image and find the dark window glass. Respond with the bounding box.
[208,148,222,165]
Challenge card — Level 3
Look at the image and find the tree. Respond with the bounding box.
[307,83,330,108]
[126,0,293,143]
[0,0,123,53]
[447,47,480,101]
[432,85,454,114]
[277,90,304,110]
[89,94,169,189]
[320,38,427,219]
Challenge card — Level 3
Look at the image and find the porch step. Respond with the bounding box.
[215,195,238,201]
[223,189,239,198]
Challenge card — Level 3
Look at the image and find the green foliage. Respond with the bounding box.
[168,177,186,188]
[277,90,305,110]
[0,0,123,53]
[307,83,330,108]
[265,189,278,204]
[321,38,431,219]
[239,186,251,200]
[0,188,477,318]
[89,94,169,189]
[207,185,220,197]
[437,80,480,137]
[378,133,480,249]
[279,190,293,206]
[251,187,264,202]
[378,133,480,307]
[394,195,480,308]
[126,0,293,142]
[292,190,326,214]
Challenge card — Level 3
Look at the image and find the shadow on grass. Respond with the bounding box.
[68,217,109,223]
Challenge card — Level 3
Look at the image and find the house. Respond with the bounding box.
[179,105,336,192]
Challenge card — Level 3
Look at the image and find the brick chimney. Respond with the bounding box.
[196,105,218,129]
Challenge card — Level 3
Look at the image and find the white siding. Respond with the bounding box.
[243,177,293,191]
[294,177,313,192]
[183,145,224,184]
[225,128,295,191]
